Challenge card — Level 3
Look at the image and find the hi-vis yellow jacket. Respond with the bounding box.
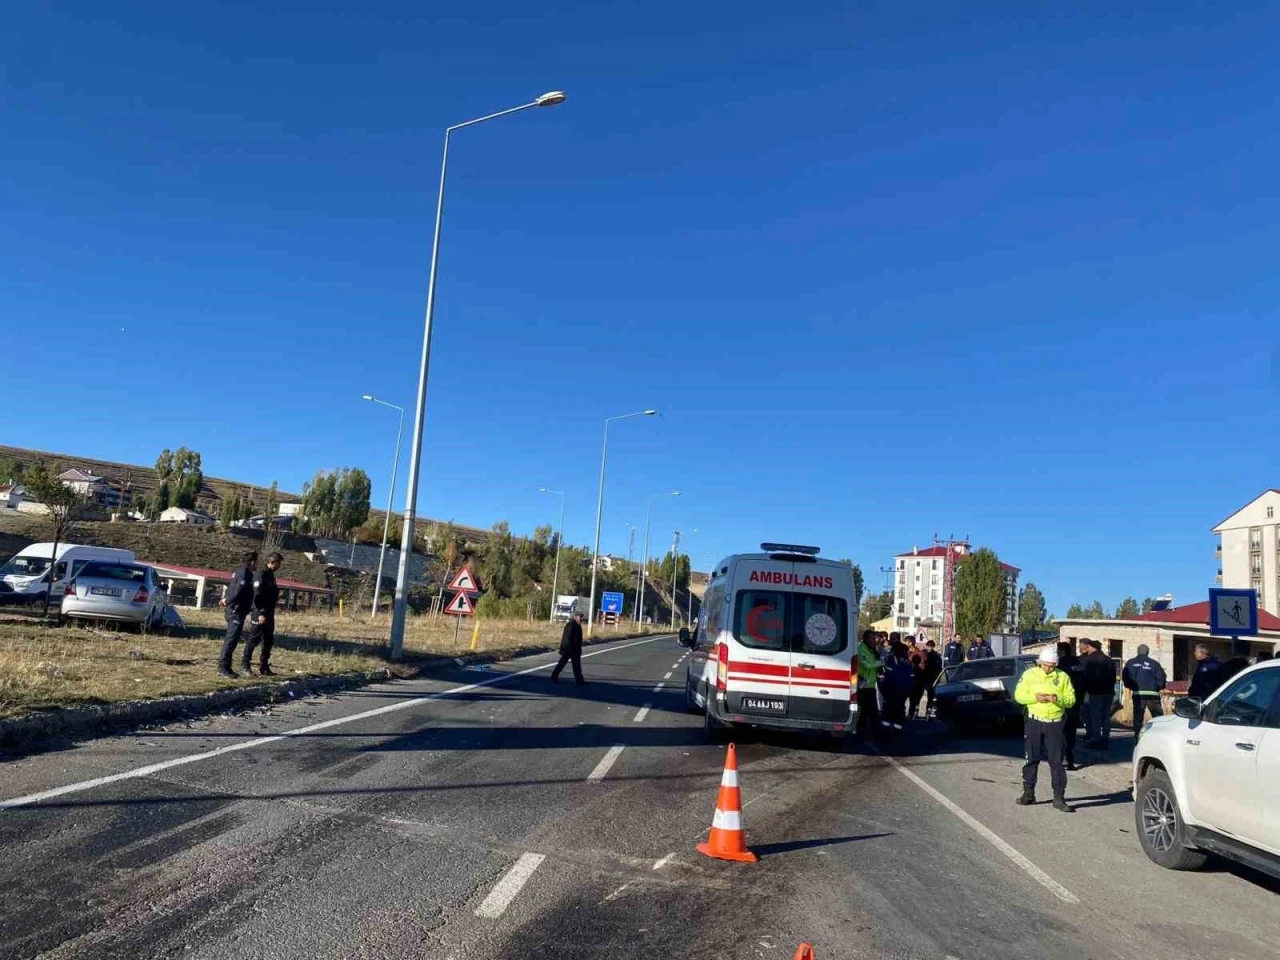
[1014,666,1077,722]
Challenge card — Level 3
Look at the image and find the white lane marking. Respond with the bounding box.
[475,852,546,919]
[652,853,676,870]
[874,750,1079,904]
[587,745,626,782]
[633,704,651,723]
[652,682,666,693]
[663,672,673,680]
[1,635,666,811]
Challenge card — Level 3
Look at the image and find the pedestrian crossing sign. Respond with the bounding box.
[1209,588,1257,637]
[444,590,476,616]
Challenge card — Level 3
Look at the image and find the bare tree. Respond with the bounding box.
[23,463,90,617]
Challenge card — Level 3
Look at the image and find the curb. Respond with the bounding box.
[0,630,667,756]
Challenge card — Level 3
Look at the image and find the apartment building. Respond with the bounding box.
[1212,489,1280,617]
[893,543,1020,637]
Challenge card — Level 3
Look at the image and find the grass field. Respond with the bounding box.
[0,609,661,720]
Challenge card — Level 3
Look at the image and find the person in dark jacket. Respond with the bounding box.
[943,634,966,669]
[1187,644,1221,701]
[242,552,282,676]
[921,640,944,720]
[967,636,995,660]
[218,551,258,678]
[1123,644,1167,741]
[1057,641,1085,769]
[879,641,914,732]
[1215,639,1252,689]
[907,640,927,719]
[1079,638,1116,748]
[551,612,586,685]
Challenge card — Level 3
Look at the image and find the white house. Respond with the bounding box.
[158,506,216,526]
[0,483,24,511]
[58,468,121,508]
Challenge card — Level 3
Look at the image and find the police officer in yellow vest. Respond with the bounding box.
[1014,646,1077,813]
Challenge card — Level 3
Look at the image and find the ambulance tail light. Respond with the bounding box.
[716,643,729,691]
[850,663,857,703]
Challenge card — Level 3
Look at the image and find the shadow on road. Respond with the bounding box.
[752,832,893,857]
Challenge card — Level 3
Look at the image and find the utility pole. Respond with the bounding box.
[669,530,681,631]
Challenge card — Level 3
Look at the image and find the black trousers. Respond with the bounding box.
[855,687,880,739]
[924,679,938,716]
[551,650,583,683]
[1131,695,1163,739]
[1062,705,1080,766]
[882,689,907,726]
[243,612,276,668]
[1023,718,1068,797]
[1084,694,1113,744]
[908,680,925,718]
[219,611,248,670]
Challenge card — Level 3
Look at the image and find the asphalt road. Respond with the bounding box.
[2,634,1278,960]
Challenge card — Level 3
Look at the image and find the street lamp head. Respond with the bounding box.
[362,394,374,401]
[643,409,658,416]
[671,491,681,497]
[535,91,567,106]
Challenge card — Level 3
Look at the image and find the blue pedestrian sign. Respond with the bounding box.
[1209,588,1258,637]
[601,592,624,614]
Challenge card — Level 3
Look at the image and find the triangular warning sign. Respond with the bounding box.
[444,590,475,616]
[448,565,480,593]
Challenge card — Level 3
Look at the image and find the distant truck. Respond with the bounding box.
[552,595,590,623]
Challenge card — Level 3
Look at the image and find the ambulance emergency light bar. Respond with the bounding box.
[760,543,821,556]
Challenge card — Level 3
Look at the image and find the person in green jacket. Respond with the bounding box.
[1014,646,1078,813]
[855,629,883,741]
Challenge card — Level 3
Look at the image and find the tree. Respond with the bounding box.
[836,559,865,609]
[0,456,24,484]
[155,446,203,509]
[149,480,171,519]
[859,589,893,624]
[219,496,234,530]
[1084,600,1106,619]
[1141,597,1157,614]
[1018,582,1048,633]
[953,547,1007,637]
[23,464,89,616]
[265,481,279,522]
[1115,597,1141,619]
[299,468,371,539]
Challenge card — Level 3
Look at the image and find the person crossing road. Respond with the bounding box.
[551,611,587,685]
[1014,646,1077,813]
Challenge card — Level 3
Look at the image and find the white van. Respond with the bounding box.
[0,543,136,607]
[685,543,857,743]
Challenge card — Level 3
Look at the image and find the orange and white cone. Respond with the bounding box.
[794,944,816,960]
[696,743,758,863]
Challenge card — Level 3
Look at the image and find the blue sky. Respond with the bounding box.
[3,2,1277,616]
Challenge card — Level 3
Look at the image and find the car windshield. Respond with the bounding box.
[78,562,147,583]
[0,556,51,578]
[945,659,1032,682]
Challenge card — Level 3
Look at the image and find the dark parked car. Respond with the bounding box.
[934,655,1036,731]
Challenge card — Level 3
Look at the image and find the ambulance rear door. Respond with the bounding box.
[727,559,795,720]
[787,575,852,725]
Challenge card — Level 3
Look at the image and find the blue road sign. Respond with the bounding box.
[601,592,624,614]
[1209,588,1258,637]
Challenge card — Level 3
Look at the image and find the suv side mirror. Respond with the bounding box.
[1173,697,1203,720]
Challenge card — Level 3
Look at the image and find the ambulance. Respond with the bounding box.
[685,543,857,743]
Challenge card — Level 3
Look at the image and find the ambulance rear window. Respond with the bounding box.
[733,590,848,654]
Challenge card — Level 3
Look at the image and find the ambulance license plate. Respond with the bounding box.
[741,697,786,715]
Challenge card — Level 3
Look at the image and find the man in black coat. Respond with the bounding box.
[551,612,587,685]
[1079,638,1116,748]
[1215,638,1252,689]
[1123,644,1168,741]
[921,640,944,720]
[1187,644,1221,701]
[243,552,282,676]
[1058,641,1086,769]
[943,634,966,669]
[218,551,258,678]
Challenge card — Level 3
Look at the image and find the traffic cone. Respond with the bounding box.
[794,945,816,960]
[696,743,758,863]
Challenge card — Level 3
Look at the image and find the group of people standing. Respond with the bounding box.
[855,629,943,737]
[218,550,282,678]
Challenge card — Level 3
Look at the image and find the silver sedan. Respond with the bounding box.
[61,561,170,631]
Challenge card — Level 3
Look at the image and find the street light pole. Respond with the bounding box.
[540,487,565,622]
[587,410,657,638]
[388,90,567,660]
[637,490,680,627]
[362,395,404,621]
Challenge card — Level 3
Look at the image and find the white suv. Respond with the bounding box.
[1132,661,1280,878]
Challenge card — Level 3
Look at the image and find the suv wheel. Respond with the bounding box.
[1135,768,1208,871]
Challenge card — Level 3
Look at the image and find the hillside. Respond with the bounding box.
[0,443,494,545]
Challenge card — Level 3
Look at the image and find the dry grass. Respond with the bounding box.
[0,609,661,720]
